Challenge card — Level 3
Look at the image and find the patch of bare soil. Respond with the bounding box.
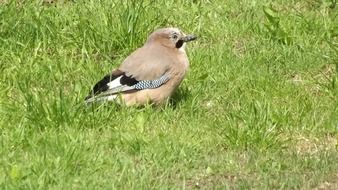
[314,173,338,190]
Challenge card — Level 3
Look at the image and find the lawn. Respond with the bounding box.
[0,0,337,189]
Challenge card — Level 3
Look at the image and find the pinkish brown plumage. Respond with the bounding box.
[85,27,197,106]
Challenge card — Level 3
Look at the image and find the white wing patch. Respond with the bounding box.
[107,76,123,89]
[85,95,118,104]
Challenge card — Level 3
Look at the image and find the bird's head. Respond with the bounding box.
[146,28,197,50]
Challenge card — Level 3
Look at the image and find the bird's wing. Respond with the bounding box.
[119,45,174,81]
[85,69,170,103]
[85,45,174,103]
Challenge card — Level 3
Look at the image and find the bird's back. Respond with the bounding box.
[119,44,178,81]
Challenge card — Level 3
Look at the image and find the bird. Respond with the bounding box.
[85,27,197,106]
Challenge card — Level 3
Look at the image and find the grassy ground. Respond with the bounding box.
[0,0,337,189]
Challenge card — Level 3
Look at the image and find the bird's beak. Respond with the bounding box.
[180,35,197,42]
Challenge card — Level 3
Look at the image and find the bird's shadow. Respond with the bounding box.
[80,86,191,112]
[168,86,191,109]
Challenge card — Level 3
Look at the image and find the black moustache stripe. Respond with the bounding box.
[175,40,184,48]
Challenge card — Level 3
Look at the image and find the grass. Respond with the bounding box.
[0,0,337,189]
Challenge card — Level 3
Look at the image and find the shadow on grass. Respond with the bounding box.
[169,86,191,109]
[80,86,191,112]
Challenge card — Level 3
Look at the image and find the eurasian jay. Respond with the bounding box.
[85,27,197,106]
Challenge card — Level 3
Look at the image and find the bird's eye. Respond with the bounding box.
[172,34,178,39]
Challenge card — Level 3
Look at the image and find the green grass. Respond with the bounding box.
[1,0,338,189]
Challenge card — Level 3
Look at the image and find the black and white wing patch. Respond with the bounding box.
[85,70,170,103]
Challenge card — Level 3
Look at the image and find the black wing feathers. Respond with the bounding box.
[120,75,138,86]
[92,74,113,94]
[85,69,140,100]
[86,69,124,100]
